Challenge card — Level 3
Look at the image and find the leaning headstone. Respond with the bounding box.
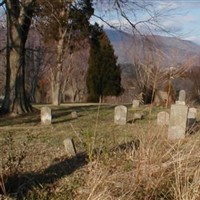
[71,111,78,119]
[187,107,197,128]
[168,104,188,140]
[63,138,76,157]
[114,105,127,125]
[157,111,169,126]
[176,90,186,105]
[132,100,140,108]
[133,112,144,122]
[41,107,52,125]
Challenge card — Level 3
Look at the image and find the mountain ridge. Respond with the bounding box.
[105,29,200,67]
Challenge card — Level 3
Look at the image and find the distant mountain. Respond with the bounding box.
[105,29,200,67]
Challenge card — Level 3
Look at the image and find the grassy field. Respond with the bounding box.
[1,103,200,200]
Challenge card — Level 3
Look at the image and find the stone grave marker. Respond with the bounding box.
[114,105,127,125]
[132,100,140,108]
[176,90,186,105]
[157,111,169,126]
[168,104,188,140]
[63,138,76,157]
[187,107,197,128]
[41,107,52,125]
[71,111,78,119]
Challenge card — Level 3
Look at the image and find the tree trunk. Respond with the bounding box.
[1,1,35,115]
[51,29,66,106]
[51,70,62,105]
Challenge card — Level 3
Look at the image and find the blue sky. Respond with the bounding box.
[0,1,199,44]
[92,0,200,44]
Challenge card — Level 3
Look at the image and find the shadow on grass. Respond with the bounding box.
[2,152,88,199]
[0,112,41,127]
[0,104,116,127]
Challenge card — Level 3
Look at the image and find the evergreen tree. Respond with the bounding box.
[86,24,122,102]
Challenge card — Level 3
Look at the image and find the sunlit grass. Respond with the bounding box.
[1,103,200,199]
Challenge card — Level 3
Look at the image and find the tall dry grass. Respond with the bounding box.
[74,122,200,200]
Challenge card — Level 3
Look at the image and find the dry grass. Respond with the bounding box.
[0,103,200,199]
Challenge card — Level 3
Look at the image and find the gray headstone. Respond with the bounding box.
[178,90,186,102]
[114,105,127,125]
[187,107,197,128]
[168,104,188,140]
[132,100,140,108]
[63,138,76,157]
[71,111,78,119]
[41,107,52,125]
[133,112,143,121]
[157,111,169,126]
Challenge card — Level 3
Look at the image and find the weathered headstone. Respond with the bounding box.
[157,111,169,126]
[41,107,52,125]
[63,138,76,157]
[176,90,186,105]
[168,104,188,140]
[71,111,78,119]
[133,112,143,122]
[187,107,197,128]
[114,105,127,125]
[132,100,140,108]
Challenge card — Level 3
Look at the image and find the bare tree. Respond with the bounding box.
[35,0,93,105]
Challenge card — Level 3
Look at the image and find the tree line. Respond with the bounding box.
[0,0,122,115]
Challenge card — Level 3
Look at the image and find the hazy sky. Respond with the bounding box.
[92,0,200,44]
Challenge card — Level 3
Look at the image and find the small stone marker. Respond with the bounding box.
[157,111,169,126]
[176,90,186,105]
[168,104,188,140]
[133,112,143,122]
[41,107,52,125]
[187,107,197,128]
[132,100,140,108]
[114,105,127,125]
[63,138,76,157]
[71,111,78,119]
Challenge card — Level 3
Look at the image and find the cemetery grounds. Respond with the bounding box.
[1,103,200,200]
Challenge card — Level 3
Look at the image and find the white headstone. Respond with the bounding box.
[63,138,76,157]
[71,111,78,119]
[41,107,52,125]
[157,111,169,126]
[179,90,186,102]
[168,104,188,140]
[176,90,186,105]
[132,100,140,108]
[114,105,127,125]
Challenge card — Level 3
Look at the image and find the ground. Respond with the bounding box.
[0,103,200,200]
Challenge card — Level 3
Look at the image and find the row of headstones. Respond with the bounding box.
[115,90,198,140]
[168,90,196,140]
[41,107,78,125]
[157,90,198,140]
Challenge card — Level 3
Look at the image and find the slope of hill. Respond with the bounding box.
[105,29,200,67]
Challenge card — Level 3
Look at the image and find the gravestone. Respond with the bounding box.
[132,100,140,108]
[71,111,78,119]
[41,107,52,125]
[187,107,197,128]
[114,105,127,125]
[133,112,143,122]
[168,104,188,140]
[176,90,186,105]
[157,111,169,126]
[63,138,76,157]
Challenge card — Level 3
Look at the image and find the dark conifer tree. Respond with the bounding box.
[86,24,122,102]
